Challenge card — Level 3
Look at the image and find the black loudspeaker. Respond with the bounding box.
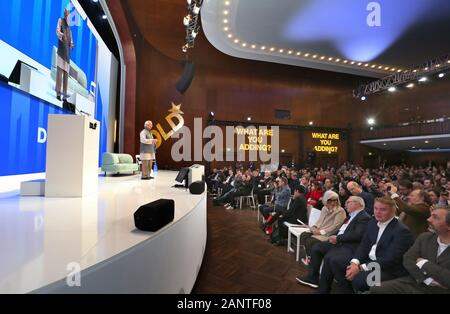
[175,60,195,94]
[189,181,205,195]
[134,199,175,232]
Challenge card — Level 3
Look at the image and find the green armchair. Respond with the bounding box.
[101,153,139,175]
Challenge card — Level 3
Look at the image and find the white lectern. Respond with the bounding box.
[45,114,100,197]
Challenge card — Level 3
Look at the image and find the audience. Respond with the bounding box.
[320,197,413,293]
[207,160,450,294]
[371,205,450,294]
[296,196,371,289]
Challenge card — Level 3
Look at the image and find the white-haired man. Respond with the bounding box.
[140,121,157,180]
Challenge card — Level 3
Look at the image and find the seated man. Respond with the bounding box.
[320,197,414,294]
[347,181,375,216]
[265,186,308,244]
[389,187,431,239]
[370,205,450,294]
[259,177,291,226]
[296,196,371,288]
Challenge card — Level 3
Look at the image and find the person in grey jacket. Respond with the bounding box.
[371,205,450,294]
[140,121,157,180]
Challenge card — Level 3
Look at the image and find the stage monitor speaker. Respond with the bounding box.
[189,181,205,195]
[176,60,195,94]
[134,199,175,232]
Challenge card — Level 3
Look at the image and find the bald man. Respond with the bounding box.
[140,121,157,180]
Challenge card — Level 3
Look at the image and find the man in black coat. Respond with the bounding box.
[296,196,371,288]
[324,197,413,293]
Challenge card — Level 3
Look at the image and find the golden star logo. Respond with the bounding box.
[168,103,183,115]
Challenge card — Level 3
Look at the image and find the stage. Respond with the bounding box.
[0,171,207,293]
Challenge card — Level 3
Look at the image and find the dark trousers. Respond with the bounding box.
[299,232,322,257]
[217,189,245,205]
[259,204,274,220]
[318,247,354,294]
[256,189,272,204]
[370,276,450,294]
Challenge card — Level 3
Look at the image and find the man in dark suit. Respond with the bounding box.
[327,197,414,293]
[347,181,375,216]
[371,205,450,294]
[296,196,371,289]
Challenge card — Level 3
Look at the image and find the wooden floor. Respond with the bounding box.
[192,197,315,294]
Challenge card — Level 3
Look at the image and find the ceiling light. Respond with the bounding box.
[371,65,376,68]
[227,34,232,38]
[247,117,251,121]
[183,15,192,26]
[234,39,239,43]
[397,69,402,72]
[368,152,372,156]
[412,146,416,149]
[223,27,229,31]
[419,77,428,82]
[391,68,396,71]
[425,140,429,144]
[361,96,366,101]
[413,69,417,73]
[281,149,285,153]
[260,46,266,50]
[224,1,230,5]
[388,87,396,92]
[425,67,429,71]
[296,52,301,56]
[384,67,389,70]
[304,53,310,57]
[436,64,441,68]
[279,49,284,53]
[343,60,348,63]
[309,121,314,126]
[288,50,293,54]
[406,83,414,88]
[367,118,375,125]
[270,47,275,51]
[350,61,355,65]
[251,44,256,49]
[223,19,228,23]
[241,43,247,47]
[320,56,325,60]
[329,57,334,61]
[364,64,369,67]
[439,73,445,78]
[187,0,191,4]
[335,59,341,62]
[223,10,229,15]
[358,62,362,66]
[383,143,387,146]
[102,14,107,20]
[378,66,383,69]
[312,55,317,58]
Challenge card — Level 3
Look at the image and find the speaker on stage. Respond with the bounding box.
[134,199,175,232]
[176,60,195,94]
[189,181,205,195]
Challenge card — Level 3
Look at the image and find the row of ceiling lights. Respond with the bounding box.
[360,67,449,101]
[221,1,403,74]
[210,111,315,126]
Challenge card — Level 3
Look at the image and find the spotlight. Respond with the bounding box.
[418,77,428,82]
[388,87,396,92]
[182,44,188,53]
[439,73,445,78]
[102,14,107,20]
[361,96,366,101]
[192,30,198,38]
[247,117,252,121]
[193,5,201,14]
[183,15,191,26]
[210,111,214,116]
[309,121,314,126]
[406,83,414,88]
[367,118,375,125]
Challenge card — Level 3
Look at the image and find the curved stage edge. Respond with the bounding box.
[0,171,207,294]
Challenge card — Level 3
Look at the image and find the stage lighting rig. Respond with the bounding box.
[182,0,203,53]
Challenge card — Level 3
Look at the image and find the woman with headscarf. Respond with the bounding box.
[299,190,347,265]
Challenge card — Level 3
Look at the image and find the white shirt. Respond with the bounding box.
[416,237,450,286]
[351,216,395,269]
[337,209,363,236]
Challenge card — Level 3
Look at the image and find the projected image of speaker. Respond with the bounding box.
[134,199,175,232]
[189,181,205,195]
[175,60,195,94]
